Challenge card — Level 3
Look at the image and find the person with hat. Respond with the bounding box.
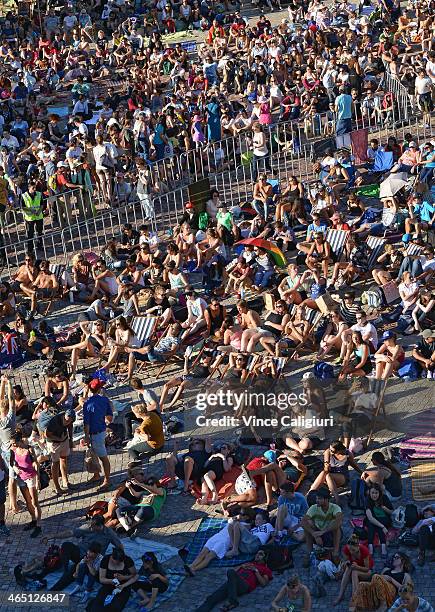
[21,181,46,252]
[300,486,343,565]
[83,379,113,492]
[374,331,405,380]
[412,329,435,378]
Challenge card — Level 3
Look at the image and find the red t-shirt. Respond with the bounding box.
[343,544,374,569]
[237,562,273,592]
[247,457,268,488]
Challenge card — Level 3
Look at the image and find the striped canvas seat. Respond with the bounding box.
[49,263,66,281]
[326,229,350,260]
[131,316,158,349]
[406,243,424,256]
[366,236,385,269]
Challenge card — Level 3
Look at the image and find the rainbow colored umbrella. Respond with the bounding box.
[235,237,287,267]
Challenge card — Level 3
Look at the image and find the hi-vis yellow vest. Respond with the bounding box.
[22,191,43,222]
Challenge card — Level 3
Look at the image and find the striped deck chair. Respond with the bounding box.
[156,330,207,378]
[367,378,388,446]
[288,308,323,358]
[366,236,385,270]
[405,243,424,256]
[130,316,159,373]
[42,263,67,316]
[326,229,350,261]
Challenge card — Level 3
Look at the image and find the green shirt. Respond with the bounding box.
[217,210,233,232]
[306,502,341,531]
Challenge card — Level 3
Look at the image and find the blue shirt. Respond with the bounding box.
[83,394,113,434]
[306,222,328,240]
[335,93,352,120]
[415,201,435,223]
[277,492,308,519]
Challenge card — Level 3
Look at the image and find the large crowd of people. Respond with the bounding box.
[0,0,434,610]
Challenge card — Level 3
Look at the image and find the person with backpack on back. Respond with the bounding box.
[36,397,75,497]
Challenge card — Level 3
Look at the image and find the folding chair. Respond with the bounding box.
[326,229,350,262]
[367,378,388,446]
[366,236,386,270]
[42,263,66,316]
[129,315,159,373]
[156,330,207,378]
[405,243,424,257]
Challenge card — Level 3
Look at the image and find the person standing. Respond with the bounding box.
[335,86,353,136]
[83,379,113,493]
[21,181,46,252]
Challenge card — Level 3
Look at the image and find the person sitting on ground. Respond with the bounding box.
[273,481,308,543]
[338,331,373,382]
[271,573,312,612]
[301,487,343,566]
[124,404,164,460]
[69,541,103,603]
[364,483,393,557]
[349,551,412,612]
[412,328,435,378]
[114,474,166,534]
[166,437,212,494]
[389,582,435,612]
[225,510,274,559]
[195,549,272,612]
[333,533,374,606]
[87,546,138,612]
[413,504,435,566]
[308,441,362,505]
[131,552,169,610]
[362,451,402,500]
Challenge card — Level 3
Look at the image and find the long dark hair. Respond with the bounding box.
[141,551,166,575]
[371,451,401,478]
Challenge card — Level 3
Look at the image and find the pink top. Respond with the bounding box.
[13,449,37,481]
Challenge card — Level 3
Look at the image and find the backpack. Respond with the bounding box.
[313,361,335,381]
[349,479,367,514]
[43,545,61,570]
[398,359,419,380]
[86,500,108,520]
[261,543,294,572]
[105,423,125,448]
[398,530,419,547]
[404,503,420,528]
[198,211,209,231]
[361,286,384,309]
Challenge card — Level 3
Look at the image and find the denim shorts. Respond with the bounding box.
[90,431,107,458]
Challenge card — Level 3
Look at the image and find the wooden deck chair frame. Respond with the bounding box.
[367,378,388,446]
[42,264,66,316]
[286,308,323,359]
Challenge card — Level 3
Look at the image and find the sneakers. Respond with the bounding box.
[0,524,10,536]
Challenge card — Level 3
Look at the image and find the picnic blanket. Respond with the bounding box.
[43,538,182,610]
[184,517,255,566]
[410,460,435,502]
[191,465,242,501]
[184,517,299,567]
[399,409,435,459]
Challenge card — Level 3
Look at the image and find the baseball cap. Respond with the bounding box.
[185,201,194,210]
[382,330,395,341]
[263,450,277,463]
[57,161,68,168]
[422,329,435,339]
[408,141,417,148]
[89,379,104,391]
[302,372,315,380]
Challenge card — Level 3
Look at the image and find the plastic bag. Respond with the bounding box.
[84,448,100,474]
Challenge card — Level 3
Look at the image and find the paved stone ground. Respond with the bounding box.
[1,6,435,612]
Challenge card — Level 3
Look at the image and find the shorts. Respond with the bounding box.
[46,438,70,462]
[282,513,303,533]
[0,478,5,504]
[90,431,107,458]
[235,473,257,495]
[37,288,53,298]
[24,475,38,489]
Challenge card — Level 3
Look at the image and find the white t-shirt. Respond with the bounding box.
[415,75,432,95]
[351,321,378,349]
[251,523,274,545]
